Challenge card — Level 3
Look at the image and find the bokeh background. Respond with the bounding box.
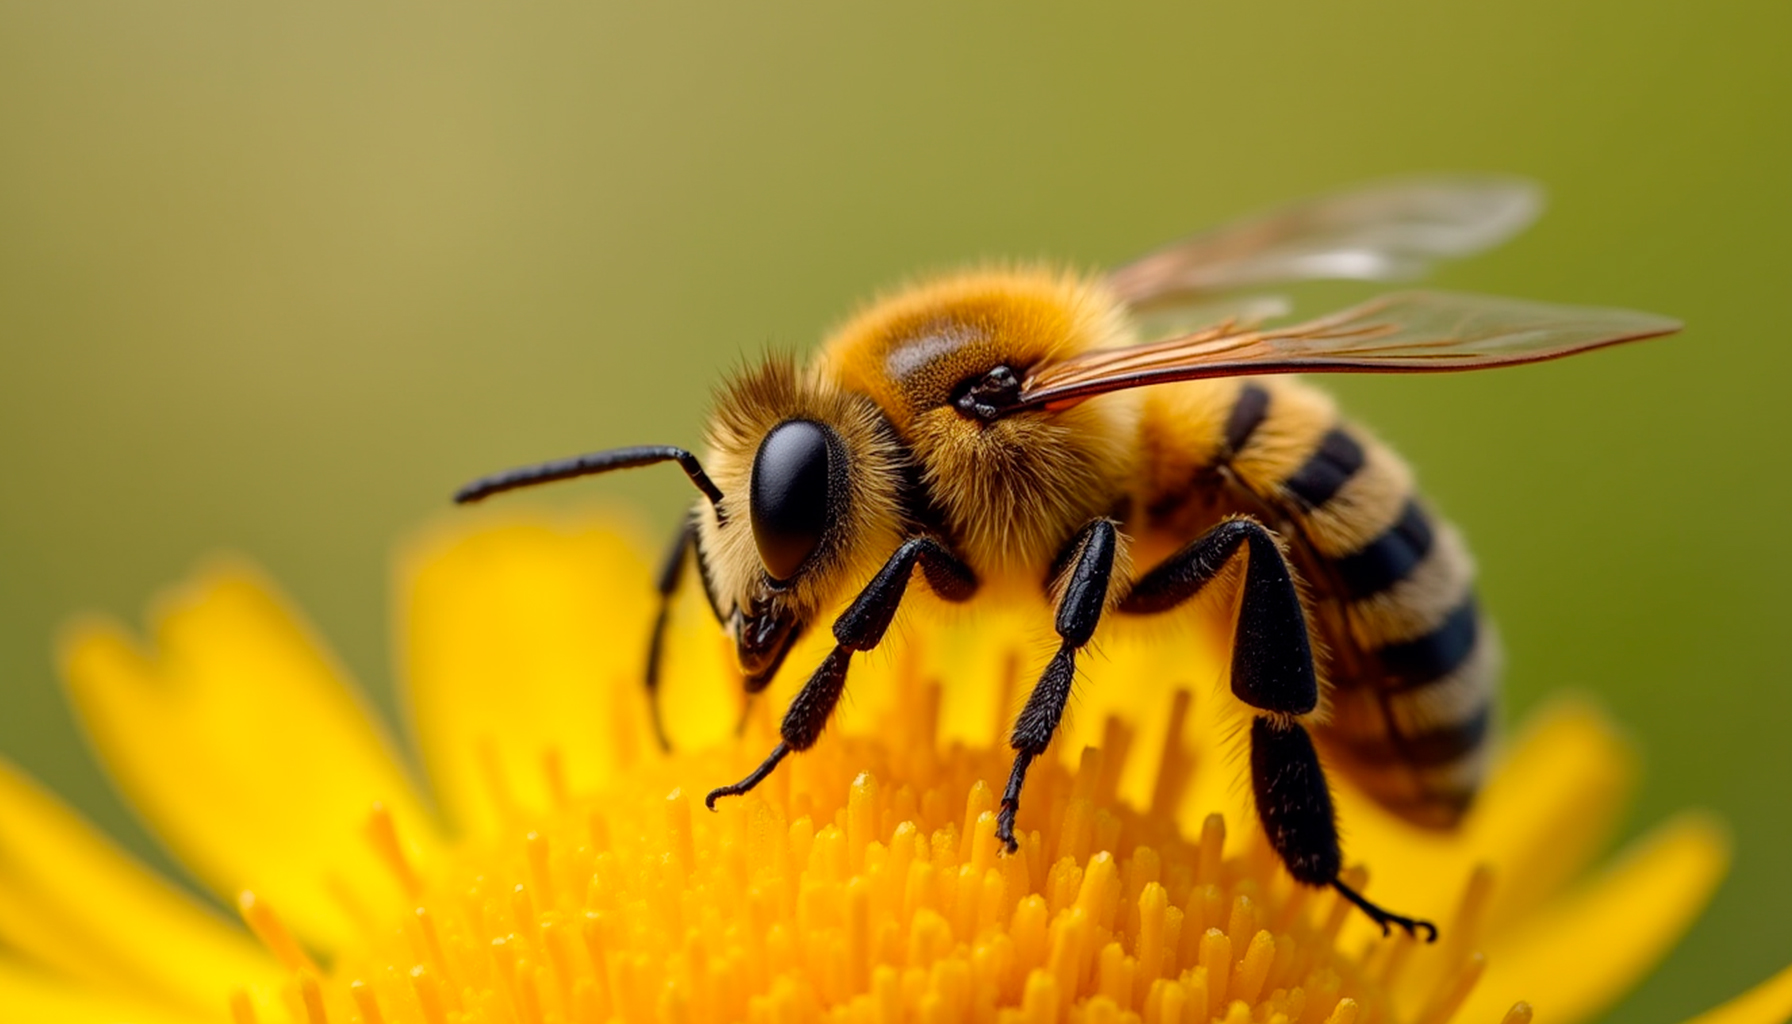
[2,3,1787,1020]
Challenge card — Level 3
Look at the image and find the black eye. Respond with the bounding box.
[750,420,837,583]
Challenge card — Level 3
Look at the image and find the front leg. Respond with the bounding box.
[996,518,1120,851]
[643,516,703,751]
[1119,516,1436,941]
[705,537,977,810]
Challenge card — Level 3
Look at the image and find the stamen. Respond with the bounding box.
[1183,965,1212,1020]
[350,980,385,1024]
[1198,813,1227,884]
[228,989,258,1024]
[1323,996,1361,1024]
[1200,929,1233,1005]
[524,831,556,907]
[365,802,422,901]
[1416,951,1488,1024]
[298,971,329,1024]
[1095,715,1134,802]
[514,957,546,1024]
[1021,967,1061,1024]
[1500,1001,1536,1024]
[959,779,994,864]
[1136,881,1169,991]
[237,891,319,974]
[509,882,534,934]
[1232,929,1277,1004]
[1148,690,1195,816]
[1443,864,1497,962]
[1226,893,1259,950]
[542,748,570,810]
[409,966,448,1024]
[409,907,450,979]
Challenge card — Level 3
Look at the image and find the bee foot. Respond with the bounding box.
[1330,875,1439,943]
[704,741,791,811]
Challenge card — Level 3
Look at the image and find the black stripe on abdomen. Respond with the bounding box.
[1332,498,1434,600]
[1400,702,1490,766]
[1283,427,1364,509]
[1223,383,1271,454]
[1336,702,1491,767]
[1378,595,1479,689]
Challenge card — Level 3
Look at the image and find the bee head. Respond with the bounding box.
[749,419,843,584]
[698,358,909,690]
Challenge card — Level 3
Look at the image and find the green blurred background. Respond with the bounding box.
[2,2,1787,1019]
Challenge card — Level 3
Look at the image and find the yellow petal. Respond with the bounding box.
[1324,698,1639,930]
[0,760,280,1013]
[59,562,440,952]
[400,516,735,837]
[0,959,206,1024]
[1461,699,1640,918]
[1460,811,1729,1024]
[1680,963,1792,1024]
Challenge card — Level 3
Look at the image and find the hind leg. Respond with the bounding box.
[1121,516,1436,941]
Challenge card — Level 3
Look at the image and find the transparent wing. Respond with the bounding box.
[1016,290,1680,410]
[1129,292,1294,340]
[1107,176,1543,307]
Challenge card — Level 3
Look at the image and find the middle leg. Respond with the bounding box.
[996,518,1120,852]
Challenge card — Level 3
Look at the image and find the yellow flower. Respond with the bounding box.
[2,514,1789,1024]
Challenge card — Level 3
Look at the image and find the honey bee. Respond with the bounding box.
[456,177,1678,939]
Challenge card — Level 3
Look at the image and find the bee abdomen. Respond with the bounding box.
[1309,461,1498,828]
[1323,602,1500,827]
[1223,381,1497,827]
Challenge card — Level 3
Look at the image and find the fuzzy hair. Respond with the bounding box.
[812,264,1144,580]
[695,355,910,632]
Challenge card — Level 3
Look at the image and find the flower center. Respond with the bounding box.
[235,686,1496,1024]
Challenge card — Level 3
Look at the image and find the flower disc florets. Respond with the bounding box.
[315,689,1467,1024]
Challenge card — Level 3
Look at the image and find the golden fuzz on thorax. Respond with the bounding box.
[813,267,1143,578]
[816,266,1133,426]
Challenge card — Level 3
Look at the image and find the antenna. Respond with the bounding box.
[454,445,727,522]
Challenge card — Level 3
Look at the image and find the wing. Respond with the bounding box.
[1107,176,1542,307]
[1015,290,1680,411]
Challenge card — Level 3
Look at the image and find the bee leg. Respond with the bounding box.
[705,537,977,810]
[1253,716,1437,942]
[997,519,1119,852]
[1118,517,1316,713]
[1118,517,1437,941]
[644,517,697,752]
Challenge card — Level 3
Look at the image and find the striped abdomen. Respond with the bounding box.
[1137,376,1499,828]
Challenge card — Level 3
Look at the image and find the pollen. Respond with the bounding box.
[240,683,1493,1024]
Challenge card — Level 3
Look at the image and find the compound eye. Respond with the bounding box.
[750,420,836,583]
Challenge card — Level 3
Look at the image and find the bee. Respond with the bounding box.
[455,177,1678,940]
